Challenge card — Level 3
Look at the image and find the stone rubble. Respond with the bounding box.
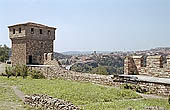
[24,94,81,110]
[145,106,165,110]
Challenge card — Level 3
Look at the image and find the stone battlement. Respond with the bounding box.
[124,55,170,78]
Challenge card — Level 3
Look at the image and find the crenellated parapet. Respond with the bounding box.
[124,56,138,75]
[146,55,163,68]
[43,53,60,66]
[124,55,170,78]
[166,55,170,66]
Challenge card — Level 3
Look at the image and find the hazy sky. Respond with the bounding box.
[0,0,169,52]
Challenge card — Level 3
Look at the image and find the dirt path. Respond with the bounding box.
[0,85,26,110]
[0,82,25,101]
[136,93,168,99]
[0,82,26,110]
[12,86,25,101]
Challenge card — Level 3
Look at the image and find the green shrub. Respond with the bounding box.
[122,83,148,93]
[91,66,108,75]
[14,64,21,77]
[5,64,44,79]
[5,65,29,79]
[20,65,28,79]
[29,70,45,79]
[5,66,14,78]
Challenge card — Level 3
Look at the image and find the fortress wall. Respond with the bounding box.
[146,56,163,68]
[25,55,170,96]
[124,56,138,75]
[11,39,26,65]
[124,55,170,78]
[27,62,170,96]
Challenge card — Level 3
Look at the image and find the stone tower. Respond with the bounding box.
[8,22,56,65]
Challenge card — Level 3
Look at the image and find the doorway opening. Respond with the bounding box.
[29,55,32,64]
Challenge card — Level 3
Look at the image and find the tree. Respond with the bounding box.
[91,66,108,75]
[0,45,10,62]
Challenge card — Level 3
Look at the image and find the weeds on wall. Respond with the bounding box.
[29,69,45,79]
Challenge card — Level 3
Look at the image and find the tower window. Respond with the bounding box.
[45,54,48,60]
[19,28,21,33]
[41,42,43,48]
[13,29,15,34]
[31,28,34,34]
[40,29,42,34]
[48,30,51,35]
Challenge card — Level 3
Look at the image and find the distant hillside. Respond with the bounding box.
[133,47,170,56]
[62,51,111,55]
[150,47,170,52]
[53,52,71,59]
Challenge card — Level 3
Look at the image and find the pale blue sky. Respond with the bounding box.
[0,0,169,52]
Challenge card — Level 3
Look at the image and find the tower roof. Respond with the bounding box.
[8,22,56,30]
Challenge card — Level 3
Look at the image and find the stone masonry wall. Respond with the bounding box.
[9,25,26,39]
[26,40,53,64]
[27,61,170,96]
[25,25,55,41]
[124,56,138,75]
[124,55,170,78]
[11,39,26,65]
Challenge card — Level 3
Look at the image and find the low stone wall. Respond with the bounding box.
[112,76,170,96]
[27,65,170,96]
[24,94,80,110]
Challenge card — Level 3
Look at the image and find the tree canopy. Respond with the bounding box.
[0,45,10,62]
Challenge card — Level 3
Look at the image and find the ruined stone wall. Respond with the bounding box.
[112,76,170,96]
[146,56,163,68]
[11,39,26,65]
[124,56,138,75]
[24,94,80,110]
[28,64,170,96]
[43,53,59,65]
[124,55,170,78]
